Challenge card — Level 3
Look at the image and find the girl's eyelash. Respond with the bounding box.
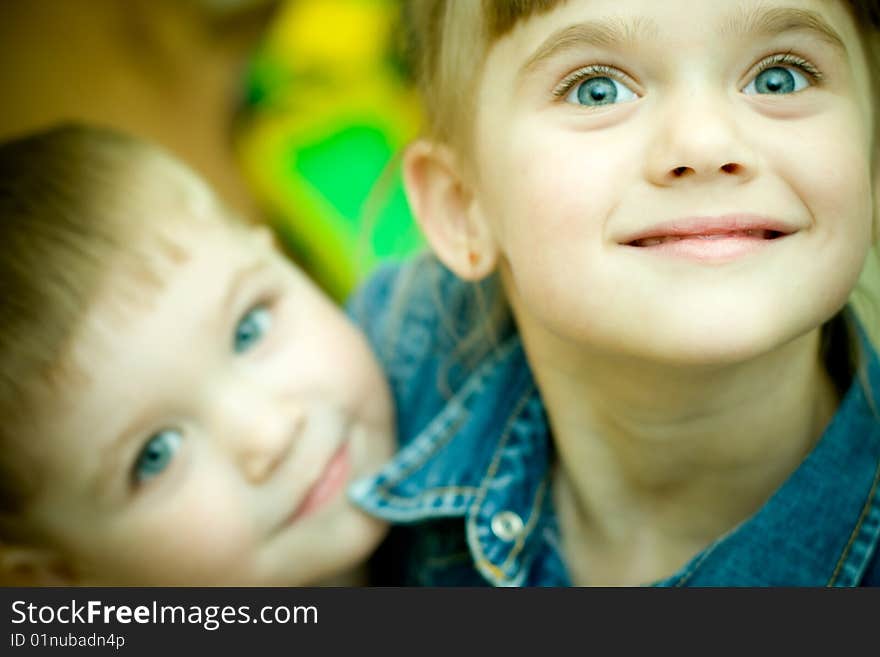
[751,52,824,83]
[552,64,634,99]
[550,53,824,100]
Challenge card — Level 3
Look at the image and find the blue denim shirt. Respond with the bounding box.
[348,256,880,586]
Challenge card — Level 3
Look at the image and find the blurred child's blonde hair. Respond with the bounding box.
[0,123,226,533]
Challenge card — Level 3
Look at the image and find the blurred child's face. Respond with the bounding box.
[469,0,876,363]
[23,210,394,585]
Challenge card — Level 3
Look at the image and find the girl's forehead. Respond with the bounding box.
[503,0,861,44]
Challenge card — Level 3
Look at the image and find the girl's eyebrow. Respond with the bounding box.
[520,6,847,80]
[520,17,659,77]
[719,6,847,53]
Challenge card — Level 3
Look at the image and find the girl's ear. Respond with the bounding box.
[0,543,75,586]
[402,139,498,281]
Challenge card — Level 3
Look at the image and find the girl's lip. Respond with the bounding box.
[623,234,786,261]
[287,442,351,524]
[619,214,799,245]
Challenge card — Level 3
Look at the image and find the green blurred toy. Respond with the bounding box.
[237,0,423,301]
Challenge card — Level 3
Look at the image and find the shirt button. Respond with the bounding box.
[491,511,524,542]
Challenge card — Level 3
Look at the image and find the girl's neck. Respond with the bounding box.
[523,325,840,585]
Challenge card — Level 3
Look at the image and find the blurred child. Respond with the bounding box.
[0,123,395,586]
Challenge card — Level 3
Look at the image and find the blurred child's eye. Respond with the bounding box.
[133,429,182,483]
[555,65,638,108]
[233,304,273,354]
[743,66,810,95]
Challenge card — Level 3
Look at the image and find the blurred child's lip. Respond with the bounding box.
[286,441,351,524]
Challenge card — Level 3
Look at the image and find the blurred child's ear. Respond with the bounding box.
[0,543,74,586]
[403,139,498,281]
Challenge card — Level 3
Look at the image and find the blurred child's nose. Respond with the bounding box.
[644,89,757,187]
[208,380,306,484]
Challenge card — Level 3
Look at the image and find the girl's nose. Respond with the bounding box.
[643,92,757,187]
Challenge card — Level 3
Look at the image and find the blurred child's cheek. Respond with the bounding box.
[95,480,256,584]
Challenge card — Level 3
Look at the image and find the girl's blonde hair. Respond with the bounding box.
[404,0,562,155]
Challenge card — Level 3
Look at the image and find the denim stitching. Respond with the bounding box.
[467,386,538,585]
[371,338,520,491]
[828,447,880,586]
[374,413,471,488]
[368,485,480,511]
[499,476,548,572]
[673,541,723,587]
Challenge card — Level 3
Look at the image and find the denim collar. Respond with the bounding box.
[352,323,880,586]
[350,336,552,585]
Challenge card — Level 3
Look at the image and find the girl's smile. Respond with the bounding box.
[620,213,799,263]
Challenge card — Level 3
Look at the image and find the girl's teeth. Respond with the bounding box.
[635,230,770,246]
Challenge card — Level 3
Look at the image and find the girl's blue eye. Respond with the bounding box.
[133,429,182,483]
[233,304,272,354]
[566,76,637,107]
[743,66,810,95]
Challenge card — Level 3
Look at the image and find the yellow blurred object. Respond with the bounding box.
[274,0,389,64]
[236,0,424,301]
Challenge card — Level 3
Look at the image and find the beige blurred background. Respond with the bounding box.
[0,0,277,221]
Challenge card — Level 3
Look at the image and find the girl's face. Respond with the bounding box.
[469,0,876,364]
[21,214,394,585]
